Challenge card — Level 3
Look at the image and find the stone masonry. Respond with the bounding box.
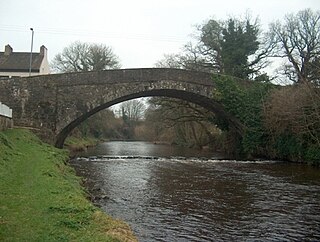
[0,68,244,147]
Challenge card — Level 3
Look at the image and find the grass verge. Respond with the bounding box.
[0,129,137,242]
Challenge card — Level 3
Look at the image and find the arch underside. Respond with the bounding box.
[55,89,244,148]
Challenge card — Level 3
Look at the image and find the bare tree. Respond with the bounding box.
[119,99,146,122]
[51,41,121,73]
[268,9,320,84]
[155,47,212,72]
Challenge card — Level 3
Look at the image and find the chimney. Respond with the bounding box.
[40,45,47,56]
[4,45,13,55]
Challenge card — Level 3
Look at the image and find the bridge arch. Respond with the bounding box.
[0,68,244,147]
[55,88,244,148]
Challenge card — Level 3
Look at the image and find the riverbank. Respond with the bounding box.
[0,129,137,242]
[64,136,99,152]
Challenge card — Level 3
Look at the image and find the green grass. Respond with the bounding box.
[0,129,136,242]
[64,136,99,152]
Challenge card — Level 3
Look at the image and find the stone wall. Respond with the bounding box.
[0,115,13,131]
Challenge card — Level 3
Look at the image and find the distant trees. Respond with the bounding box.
[144,97,220,148]
[119,100,146,123]
[75,109,123,139]
[115,100,147,140]
[157,14,270,80]
[51,41,121,73]
[268,9,320,84]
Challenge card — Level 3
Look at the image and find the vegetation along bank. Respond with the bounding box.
[0,128,137,242]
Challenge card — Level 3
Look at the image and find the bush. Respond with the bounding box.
[304,146,320,165]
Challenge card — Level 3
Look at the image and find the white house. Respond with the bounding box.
[0,44,50,78]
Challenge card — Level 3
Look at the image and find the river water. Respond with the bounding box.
[70,141,320,241]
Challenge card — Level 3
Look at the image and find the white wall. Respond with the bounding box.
[39,58,50,75]
[0,102,12,118]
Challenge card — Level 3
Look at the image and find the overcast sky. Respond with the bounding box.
[1,0,319,69]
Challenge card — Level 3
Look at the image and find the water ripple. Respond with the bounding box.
[71,142,320,242]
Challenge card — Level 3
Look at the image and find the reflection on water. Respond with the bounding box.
[80,141,224,158]
[71,141,320,241]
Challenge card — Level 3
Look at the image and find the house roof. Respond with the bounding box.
[0,45,46,72]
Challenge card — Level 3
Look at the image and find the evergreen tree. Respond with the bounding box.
[221,19,260,78]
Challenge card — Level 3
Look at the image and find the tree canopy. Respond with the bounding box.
[51,41,121,73]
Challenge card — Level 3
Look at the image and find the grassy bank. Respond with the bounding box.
[0,129,137,242]
[64,136,99,152]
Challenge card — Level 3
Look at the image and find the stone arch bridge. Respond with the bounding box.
[0,68,244,147]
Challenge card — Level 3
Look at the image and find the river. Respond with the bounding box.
[70,141,320,241]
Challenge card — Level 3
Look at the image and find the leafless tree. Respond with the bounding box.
[51,41,121,73]
[268,9,320,84]
[119,99,146,122]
